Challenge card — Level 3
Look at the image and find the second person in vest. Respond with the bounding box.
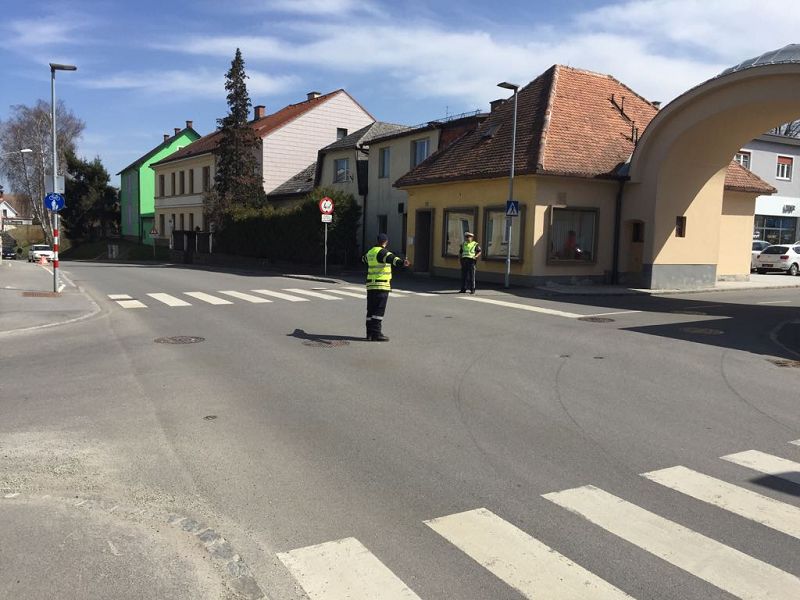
[363,233,410,342]
[459,232,482,294]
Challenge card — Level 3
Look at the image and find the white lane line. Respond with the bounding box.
[721,450,800,486]
[117,299,147,309]
[425,508,633,599]
[790,440,800,447]
[219,290,272,303]
[343,286,408,298]
[184,291,233,305]
[278,537,422,600]
[326,289,367,299]
[251,289,309,302]
[392,289,437,297]
[147,293,191,307]
[544,485,800,600]
[757,300,792,305]
[108,294,132,300]
[584,310,642,317]
[283,288,342,300]
[57,284,65,293]
[460,296,584,318]
[643,465,800,539]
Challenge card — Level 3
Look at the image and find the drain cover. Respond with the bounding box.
[302,340,350,348]
[680,327,724,335]
[768,359,800,368]
[22,291,61,297]
[578,317,615,323]
[154,336,205,344]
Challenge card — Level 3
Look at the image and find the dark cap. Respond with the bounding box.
[377,233,389,243]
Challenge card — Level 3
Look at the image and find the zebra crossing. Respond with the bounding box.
[278,441,800,599]
[107,287,431,309]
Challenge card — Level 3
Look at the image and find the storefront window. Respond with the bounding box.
[442,208,476,257]
[548,208,597,263]
[484,206,522,260]
[754,215,798,245]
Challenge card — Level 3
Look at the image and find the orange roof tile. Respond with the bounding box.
[724,160,776,194]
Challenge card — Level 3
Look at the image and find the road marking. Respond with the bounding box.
[544,485,800,599]
[117,299,147,309]
[219,290,272,303]
[343,286,413,298]
[184,292,233,305]
[393,289,437,297]
[251,289,310,302]
[57,284,65,293]
[643,465,800,539]
[721,450,800,486]
[425,508,633,599]
[326,289,367,299]
[790,440,800,447]
[108,294,132,300]
[460,296,584,318]
[283,288,342,300]
[278,537,421,600]
[147,293,191,307]
[757,300,792,305]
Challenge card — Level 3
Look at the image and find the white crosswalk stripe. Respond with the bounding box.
[108,294,132,300]
[790,440,800,447]
[461,296,585,318]
[147,293,191,307]
[342,286,406,298]
[393,288,437,297]
[283,288,342,300]
[218,290,272,303]
[426,508,633,599]
[326,289,367,299]
[642,465,800,539]
[721,450,800,486]
[278,537,422,600]
[250,289,310,302]
[184,291,233,305]
[108,294,147,309]
[543,484,800,600]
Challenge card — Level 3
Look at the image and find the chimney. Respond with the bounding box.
[254,105,265,119]
[652,101,662,109]
[163,134,169,142]
[186,120,193,129]
[490,98,505,112]
[174,127,181,135]
[307,91,321,101]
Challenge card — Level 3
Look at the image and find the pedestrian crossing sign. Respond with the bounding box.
[506,200,520,217]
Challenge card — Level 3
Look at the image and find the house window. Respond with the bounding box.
[159,214,165,237]
[170,172,176,196]
[377,214,388,235]
[188,169,194,194]
[442,208,477,257]
[675,216,687,238]
[734,151,751,170]
[334,158,351,183]
[484,206,523,260]
[412,138,430,168]
[159,174,165,197]
[632,221,645,243]
[170,213,176,232]
[189,213,195,230]
[179,171,185,195]
[777,155,793,181]
[379,147,390,179]
[337,128,348,140]
[202,166,211,192]
[180,213,185,230]
[548,208,597,263]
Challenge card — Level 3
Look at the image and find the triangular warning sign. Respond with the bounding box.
[506,201,519,217]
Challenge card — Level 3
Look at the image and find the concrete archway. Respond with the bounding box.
[625,45,800,288]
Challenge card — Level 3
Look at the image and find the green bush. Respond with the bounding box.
[215,188,362,265]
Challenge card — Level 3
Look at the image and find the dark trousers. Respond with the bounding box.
[460,259,476,292]
[366,290,389,337]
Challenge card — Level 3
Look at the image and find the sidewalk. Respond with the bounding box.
[0,260,100,336]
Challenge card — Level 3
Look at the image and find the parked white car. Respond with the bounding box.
[27,244,54,263]
[751,240,770,270]
[754,244,800,276]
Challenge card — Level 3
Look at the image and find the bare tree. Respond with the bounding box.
[0,100,85,242]
[770,120,800,138]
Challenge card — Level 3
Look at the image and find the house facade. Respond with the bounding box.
[150,90,374,242]
[736,133,800,244]
[118,122,200,245]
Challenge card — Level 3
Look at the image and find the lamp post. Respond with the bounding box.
[498,81,519,289]
[49,62,77,293]
[0,149,32,263]
[0,148,32,157]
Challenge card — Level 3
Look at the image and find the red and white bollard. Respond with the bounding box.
[53,223,60,292]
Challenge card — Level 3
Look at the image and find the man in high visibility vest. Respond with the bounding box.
[363,233,410,342]
[459,232,482,294]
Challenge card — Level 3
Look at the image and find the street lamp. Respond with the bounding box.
[498,81,519,289]
[0,148,33,157]
[50,62,77,293]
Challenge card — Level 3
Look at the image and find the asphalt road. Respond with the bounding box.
[3,260,800,600]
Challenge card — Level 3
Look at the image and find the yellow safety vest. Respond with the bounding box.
[366,246,393,291]
[461,240,478,259]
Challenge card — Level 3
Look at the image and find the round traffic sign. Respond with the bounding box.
[319,197,334,215]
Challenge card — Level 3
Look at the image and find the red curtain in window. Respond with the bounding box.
[778,156,793,165]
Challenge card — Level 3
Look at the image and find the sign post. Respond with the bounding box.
[319,197,335,276]
[44,193,65,291]
[150,226,159,259]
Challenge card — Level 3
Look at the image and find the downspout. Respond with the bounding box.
[611,176,628,285]
[357,144,368,253]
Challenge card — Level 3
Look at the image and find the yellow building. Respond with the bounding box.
[397,47,796,289]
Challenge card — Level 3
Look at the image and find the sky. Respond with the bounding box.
[1,0,798,188]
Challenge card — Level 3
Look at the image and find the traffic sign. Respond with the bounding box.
[319,197,335,215]
[44,193,65,212]
[321,214,333,223]
[150,226,159,236]
[506,200,520,217]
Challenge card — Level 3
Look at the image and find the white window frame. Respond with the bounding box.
[734,150,751,170]
[378,147,390,179]
[333,158,351,183]
[412,138,430,168]
[776,155,793,181]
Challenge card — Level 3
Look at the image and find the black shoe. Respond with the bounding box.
[469,289,475,295]
[371,334,390,342]
[459,289,466,293]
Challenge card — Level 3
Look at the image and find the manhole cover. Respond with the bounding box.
[671,310,707,315]
[680,327,724,335]
[302,340,350,348]
[768,359,800,368]
[154,336,205,344]
[22,291,61,297]
[578,317,615,323]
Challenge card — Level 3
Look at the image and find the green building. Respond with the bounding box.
[118,121,200,245]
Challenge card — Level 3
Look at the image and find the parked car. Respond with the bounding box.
[751,240,770,270]
[2,246,17,259]
[27,244,54,263]
[754,244,800,275]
